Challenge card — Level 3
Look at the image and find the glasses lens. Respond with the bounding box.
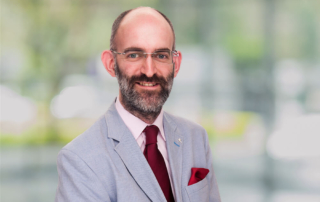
[153,51,172,64]
[121,50,174,64]
[124,51,144,62]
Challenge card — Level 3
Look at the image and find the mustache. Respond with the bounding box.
[129,74,168,86]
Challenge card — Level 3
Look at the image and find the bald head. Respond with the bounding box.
[110,7,176,51]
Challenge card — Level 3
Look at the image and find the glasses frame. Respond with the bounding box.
[111,49,179,64]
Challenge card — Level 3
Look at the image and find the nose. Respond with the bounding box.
[140,54,157,77]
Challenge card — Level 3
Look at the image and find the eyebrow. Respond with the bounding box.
[123,47,144,53]
[123,47,171,53]
[154,48,171,52]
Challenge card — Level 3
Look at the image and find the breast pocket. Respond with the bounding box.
[185,177,209,202]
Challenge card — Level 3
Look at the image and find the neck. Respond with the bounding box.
[119,97,161,124]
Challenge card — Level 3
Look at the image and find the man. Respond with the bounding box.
[55,7,221,202]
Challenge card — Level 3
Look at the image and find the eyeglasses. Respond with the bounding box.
[112,50,179,64]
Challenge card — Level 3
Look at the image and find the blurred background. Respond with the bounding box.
[1,0,320,201]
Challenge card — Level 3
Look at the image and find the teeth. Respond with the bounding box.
[140,82,155,86]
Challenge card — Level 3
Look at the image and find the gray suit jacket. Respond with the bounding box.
[55,102,221,202]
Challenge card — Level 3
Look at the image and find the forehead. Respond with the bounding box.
[115,8,174,51]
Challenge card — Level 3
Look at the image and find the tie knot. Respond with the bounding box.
[144,125,159,145]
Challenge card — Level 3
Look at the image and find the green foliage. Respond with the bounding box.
[225,34,263,63]
[202,111,258,142]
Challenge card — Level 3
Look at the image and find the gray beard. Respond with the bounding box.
[114,61,174,118]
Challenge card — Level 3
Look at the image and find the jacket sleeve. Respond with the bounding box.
[55,149,111,202]
[204,130,221,202]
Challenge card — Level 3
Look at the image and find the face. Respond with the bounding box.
[114,60,174,114]
[111,10,180,114]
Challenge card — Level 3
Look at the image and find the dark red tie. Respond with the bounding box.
[143,125,175,202]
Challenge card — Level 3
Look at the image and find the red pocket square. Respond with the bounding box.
[188,167,209,186]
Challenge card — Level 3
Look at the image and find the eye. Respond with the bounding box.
[157,54,167,59]
[127,53,139,58]
[125,51,144,60]
[155,52,169,59]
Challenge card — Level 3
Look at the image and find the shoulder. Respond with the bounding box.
[163,112,212,162]
[164,111,206,132]
[164,112,208,146]
[60,115,108,157]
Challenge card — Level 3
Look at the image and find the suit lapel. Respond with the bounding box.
[163,113,183,202]
[104,103,166,202]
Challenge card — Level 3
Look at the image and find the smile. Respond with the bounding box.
[137,82,158,87]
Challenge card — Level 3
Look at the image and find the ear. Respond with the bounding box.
[101,50,116,77]
[173,51,182,78]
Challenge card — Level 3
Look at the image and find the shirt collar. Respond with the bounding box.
[115,97,165,141]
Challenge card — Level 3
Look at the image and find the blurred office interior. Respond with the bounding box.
[1,0,320,201]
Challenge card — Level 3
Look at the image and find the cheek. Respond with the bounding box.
[117,61,136,76]
[159,67,174,77]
